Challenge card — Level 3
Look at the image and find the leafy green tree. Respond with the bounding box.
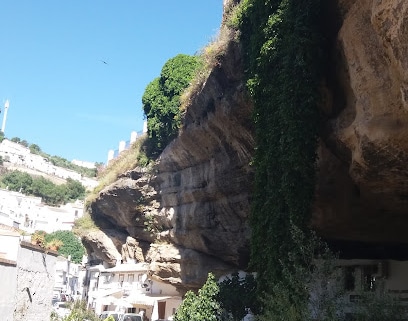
[10,137,21,143]
[142,54,201,157]
[29,143,41,154]
[175,273,221,321]
[65,178,86,200]
[0,131,4,142]
[0,170,85,205]
[1,170,33,193]
[45,230,85,263]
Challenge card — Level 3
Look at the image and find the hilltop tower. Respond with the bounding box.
[1,100,9,133]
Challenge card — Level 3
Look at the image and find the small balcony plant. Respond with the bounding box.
[46,239,64,251]
[31,231,45,247]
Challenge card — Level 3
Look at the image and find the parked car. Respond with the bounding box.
[99,311,123,321]
[52,301,71,318]
[119,313,142,321]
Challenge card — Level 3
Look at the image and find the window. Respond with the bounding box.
[119,274,124,286]
[344,266,356,291]
[128,274,134,283]
[344,265,378,294]
[362,265,377,292]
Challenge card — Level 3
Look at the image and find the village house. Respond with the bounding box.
[54,255,86,301]
[0,138,98,190]
[84,261,182,321]
[309,241,408,320]
[0,188,84,233]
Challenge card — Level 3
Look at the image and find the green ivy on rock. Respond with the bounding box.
[237,0,326,315]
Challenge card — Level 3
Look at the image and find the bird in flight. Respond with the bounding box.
[101,60,108,65]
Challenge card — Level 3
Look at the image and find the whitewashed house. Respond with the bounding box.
[53,256,85,300]
[0,139,97,189]
[308,256,408,320]
[85,262,182,320]
[336,259,408,301]
[0,188,84,233]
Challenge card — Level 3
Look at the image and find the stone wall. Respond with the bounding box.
[13,242,57,321]
[0,259,17,321]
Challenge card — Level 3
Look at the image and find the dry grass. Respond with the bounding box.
[72,212,99,237]
[86,135,148,205]
[179,3,241,112]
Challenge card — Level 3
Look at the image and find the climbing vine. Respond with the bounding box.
[236,0,326,316]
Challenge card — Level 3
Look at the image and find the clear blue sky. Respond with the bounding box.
[0,1,223,164]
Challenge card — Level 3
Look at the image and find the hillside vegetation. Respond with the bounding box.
[0,170,86,206]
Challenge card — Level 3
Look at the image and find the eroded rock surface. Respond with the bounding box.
[84,0,408,291]
[87,39,252,291]
[314,0,408,245]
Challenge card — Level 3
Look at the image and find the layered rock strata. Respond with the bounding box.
[84,0,408,292]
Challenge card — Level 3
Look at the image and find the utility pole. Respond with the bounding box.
[1,99,9,133]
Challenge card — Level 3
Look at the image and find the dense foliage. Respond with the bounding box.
[45,230,85,263]
[0,170,85,205]
[217,272,260,321]
[142,54,201,158]
[236,0,326,317]
[175,273,221,321]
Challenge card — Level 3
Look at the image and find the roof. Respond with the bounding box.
[104,263,149,273]
[91,288,123,299]
[0,223,21,236]
[0,228,20,237]
[124,295,180,306]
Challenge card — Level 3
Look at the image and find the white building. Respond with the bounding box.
[0,139,98,190]
[0,189,84,233]
[71,159,96,169]
[85,262,182,320]
[54,256,86,300]
[107,124,147,164]
[308,257,408,320]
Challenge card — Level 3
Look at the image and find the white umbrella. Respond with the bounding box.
[151,300,159,321]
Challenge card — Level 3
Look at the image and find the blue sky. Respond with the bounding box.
[0,1,223,164]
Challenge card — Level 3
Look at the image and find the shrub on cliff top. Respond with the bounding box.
[142,54,201,158]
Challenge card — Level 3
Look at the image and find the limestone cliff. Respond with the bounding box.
[86,36,253,292]
[83,0,408,292]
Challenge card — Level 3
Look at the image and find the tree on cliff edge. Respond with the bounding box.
[142,54,201,158]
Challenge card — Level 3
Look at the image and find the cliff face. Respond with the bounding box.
[84,0,408,292]
[87,39,253,292]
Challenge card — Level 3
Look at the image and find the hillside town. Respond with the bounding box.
[0,135,182,321]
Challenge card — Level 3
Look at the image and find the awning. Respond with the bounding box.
[125,295,173,306]
[100,295,119,305]
[92,288,122,299]
[115,299,133,308]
